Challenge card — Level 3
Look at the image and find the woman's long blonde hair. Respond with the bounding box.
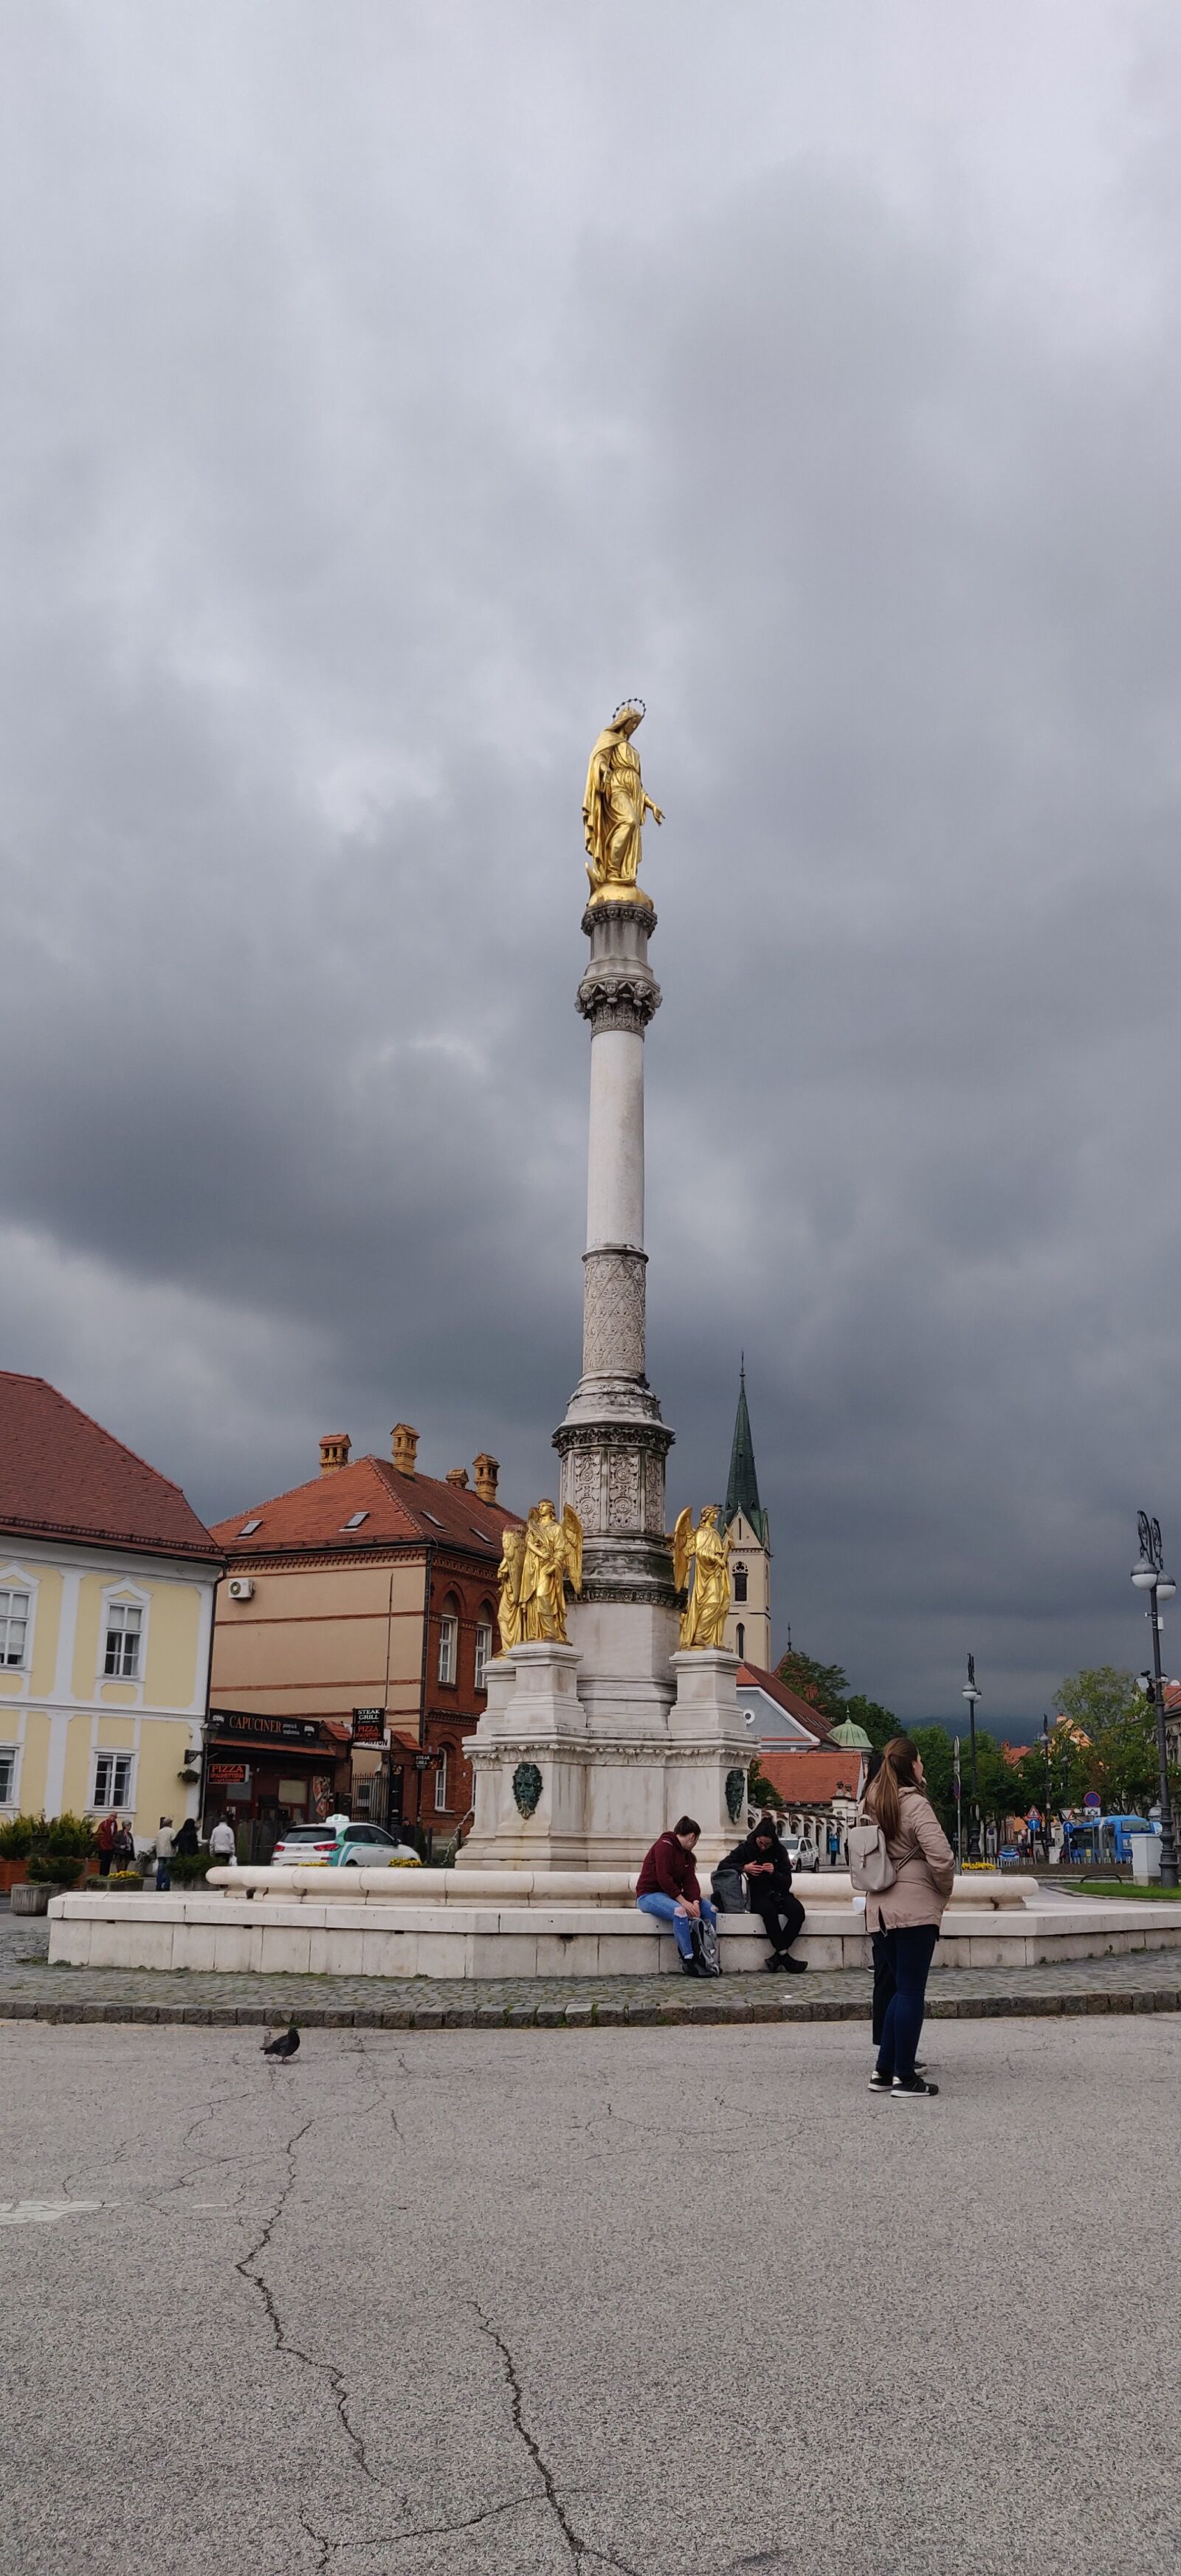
[867,1736,924,1840]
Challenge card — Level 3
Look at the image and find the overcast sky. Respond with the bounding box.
[4,2,1181,1726]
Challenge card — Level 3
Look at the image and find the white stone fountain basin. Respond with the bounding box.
[46,1869,1181,1977]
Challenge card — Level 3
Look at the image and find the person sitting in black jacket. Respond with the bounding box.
[718,1815,808,1972]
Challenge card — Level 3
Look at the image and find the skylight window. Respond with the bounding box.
[421,1510,444,1527]
[342,1511,369,1530]
[469,1525,491,1541]
[238,1519,262,1536]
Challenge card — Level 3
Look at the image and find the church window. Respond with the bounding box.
[736,1622,746,1659]
[734,1564,748,1603]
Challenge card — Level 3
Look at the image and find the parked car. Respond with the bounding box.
[782,1834,821,1874]
[328,1825,422,1868]
[270,1823,340,1865]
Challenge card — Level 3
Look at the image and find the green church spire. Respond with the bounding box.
[725,1358,767,1541]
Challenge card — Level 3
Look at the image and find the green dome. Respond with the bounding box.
[830,1714,873,1752]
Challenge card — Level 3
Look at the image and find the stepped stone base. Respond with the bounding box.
[47,1879,1181,1978]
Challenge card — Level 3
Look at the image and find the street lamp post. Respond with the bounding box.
[1041,1714,1053,1863]
[1132,1512,1178,1890]
[962,1654,982,1862]
[953,1734,963,1865]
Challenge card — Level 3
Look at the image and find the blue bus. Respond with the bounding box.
[1061,1814,1158,1865]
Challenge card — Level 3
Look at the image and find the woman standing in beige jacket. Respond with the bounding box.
[865,1737,955,2098]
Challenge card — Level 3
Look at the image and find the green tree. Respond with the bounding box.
[774,1648,850,1722]
[748,1758,785,1814]
[1055,1668,1160,1814]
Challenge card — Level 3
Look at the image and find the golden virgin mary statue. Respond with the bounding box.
[582,702,664,907]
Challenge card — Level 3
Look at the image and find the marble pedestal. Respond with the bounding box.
[460,1641,751,1876]
[461,1642,592,1870]
[666,1647,751,1871]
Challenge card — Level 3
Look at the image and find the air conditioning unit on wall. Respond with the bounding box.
[227,1578,255,1601]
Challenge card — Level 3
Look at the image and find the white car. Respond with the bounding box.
[270,1823,421,1868]
[782,1834,821,1874]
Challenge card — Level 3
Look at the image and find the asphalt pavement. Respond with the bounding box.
[1,2017,1180,2576]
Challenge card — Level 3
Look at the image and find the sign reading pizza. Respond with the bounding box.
[351,1707,388,1745]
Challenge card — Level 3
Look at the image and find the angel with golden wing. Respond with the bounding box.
[517,1499,584,1645]
[672,1504,731,1649]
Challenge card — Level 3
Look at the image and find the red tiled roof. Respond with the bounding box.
[212,1454,521,1561]
[0,1372,217,1558]
[737,1662,833,1741]
[757,1747,864,1806]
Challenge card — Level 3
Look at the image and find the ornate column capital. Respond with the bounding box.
[576,967,662,1032]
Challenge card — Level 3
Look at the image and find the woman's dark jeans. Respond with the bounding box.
[873,1924,940,2081]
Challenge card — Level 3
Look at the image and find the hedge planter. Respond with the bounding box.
[10,1882,52,1915]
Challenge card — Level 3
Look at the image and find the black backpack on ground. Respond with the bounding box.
[692,1915,722,1976]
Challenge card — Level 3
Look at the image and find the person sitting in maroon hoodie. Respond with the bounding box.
[636,1816,717,1976]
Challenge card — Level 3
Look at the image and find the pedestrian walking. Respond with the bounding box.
[636,1817,720,1976]
[209,1814,237,1865]
[113,1822,136,1873]
[95,1812,120,1878]
[154,1817,176,1891]
[173,1817,199,1857]
[716,1814,807,1972]
[859,1738,954,2097]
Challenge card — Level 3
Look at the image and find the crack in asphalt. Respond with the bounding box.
[298,2504,331,2572]
[473,2304,642,2575]
[236,2113,376,2485]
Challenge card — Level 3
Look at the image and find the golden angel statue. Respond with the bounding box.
[517,1499,584,1645]
[495,1524,528,1654]
[672,1505,731,1650]
[582,701,664,908]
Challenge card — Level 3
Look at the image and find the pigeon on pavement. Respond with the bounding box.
[261,2026,300,2059]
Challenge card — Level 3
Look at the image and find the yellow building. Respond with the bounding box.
[0,1373,221,1845]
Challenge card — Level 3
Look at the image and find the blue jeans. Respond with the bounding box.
[156,1862,172,1891]
[874,1924,939,2080]
[637,1890,717,1960]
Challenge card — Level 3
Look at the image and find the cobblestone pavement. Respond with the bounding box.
[4,1904,1181,2025]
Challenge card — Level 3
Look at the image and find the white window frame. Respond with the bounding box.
[92,1750,135,1812]
[0,1743,19,1807]
[434,1752,448,1813]
[475,1620,492,1691]
[0,1564,38,1681]
[438,1612,458,1687]
[0,1586,31,1671]
[100,1587,148,1684]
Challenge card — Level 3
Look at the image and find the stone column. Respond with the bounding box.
[554,903,678,1737]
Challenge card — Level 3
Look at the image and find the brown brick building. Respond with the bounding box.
[207,1426,518,1853]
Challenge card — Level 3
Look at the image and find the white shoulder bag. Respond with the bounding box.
[846,1800,897,1895]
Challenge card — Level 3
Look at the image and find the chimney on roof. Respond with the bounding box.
[392,1422,419,1477]
[320,1434,351,1475]
[445,1467,469,1488]
[473,1452,500,1505]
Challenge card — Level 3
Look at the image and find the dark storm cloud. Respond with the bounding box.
[3,1,1181,1721]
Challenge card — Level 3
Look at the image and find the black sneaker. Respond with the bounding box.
[868,2068,892,2092]
[892,2074,940,2097]
[680,1955,702,1978]
[777,1952,808,1972]
[762,1953,781,1971]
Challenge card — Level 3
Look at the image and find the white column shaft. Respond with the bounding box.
[585,1028,644,1251]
